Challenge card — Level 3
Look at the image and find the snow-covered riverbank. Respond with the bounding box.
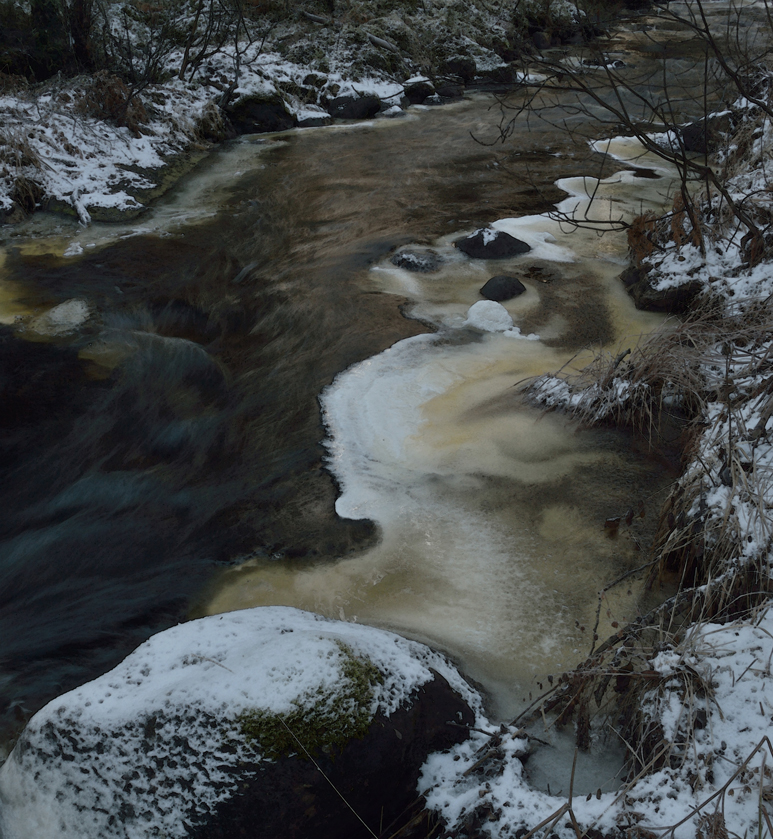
[0,0,520,224]
[2,2,773,837]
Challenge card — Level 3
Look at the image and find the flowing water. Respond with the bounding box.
[0,90,688,763]
[200,134,681,720]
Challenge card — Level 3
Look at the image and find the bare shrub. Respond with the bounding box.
[77,70,149,135]
[10,175,44,214]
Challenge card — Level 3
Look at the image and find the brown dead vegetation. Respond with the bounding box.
[77,70,149,136]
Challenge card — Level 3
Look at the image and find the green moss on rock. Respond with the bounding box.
[237,641,385,761]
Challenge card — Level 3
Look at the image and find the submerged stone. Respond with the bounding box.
[455,228,531,259]
[0,607,476,839]
[27,299,92,337]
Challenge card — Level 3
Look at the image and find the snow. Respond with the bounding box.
[465,299,514,331]
[416,605,773,839]
[0,606,481,839]
[463,300,538,339]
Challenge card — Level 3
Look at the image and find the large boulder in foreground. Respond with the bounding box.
[0,607,477,839]
[455,228,531,259]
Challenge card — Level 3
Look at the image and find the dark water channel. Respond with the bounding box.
[0,93,678,748]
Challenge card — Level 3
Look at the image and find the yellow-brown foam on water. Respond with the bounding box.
[205,300,667,718]
[119,125,673,719]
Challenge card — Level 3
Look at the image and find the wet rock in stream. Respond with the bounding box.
[391,247,442,273]
[455,228,531,259]
[480,274,526,301]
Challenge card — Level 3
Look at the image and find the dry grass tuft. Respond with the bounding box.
[0,127,45,171]
[627,211,659,265]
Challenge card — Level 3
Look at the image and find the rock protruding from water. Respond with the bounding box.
[0,607,476,839]
[326,93,381,120]
[28,299,92,336]
[404,80,435,104]
[391,248,442,273]
[227,93,296,134]
[464,300,514,331]
[456,228,531,259]
[621,265,703,313]
[480,275,526,301]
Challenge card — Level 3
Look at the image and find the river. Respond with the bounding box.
[0,86,686,763]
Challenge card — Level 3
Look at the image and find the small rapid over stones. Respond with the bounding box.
[0,95,679,754]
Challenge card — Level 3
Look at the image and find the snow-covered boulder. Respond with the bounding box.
[455,228,531,259]
[0,607,477,839]
[464,300,516,332]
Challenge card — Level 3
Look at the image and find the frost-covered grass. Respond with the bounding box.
[419,604,773,839]
[0,75,221,222]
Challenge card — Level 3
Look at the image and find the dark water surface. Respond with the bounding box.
[0,97,645,745]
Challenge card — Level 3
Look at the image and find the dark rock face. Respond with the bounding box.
[441,56,477,83]
[297,112,332,127]
[327,94,381,120]
[404,81,435,104]
[227,95,296,134]
[480,275,527,301]
[681,113,735,154]
[193,672,474,839]
[391,248,442,273]
[621,265,703,313]
[455,229,531,259]
[532,31,554,50]
[435,83,464,99]
[477,64,519,86]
